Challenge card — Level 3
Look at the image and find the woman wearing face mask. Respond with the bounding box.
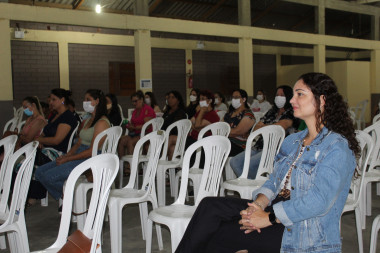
[35,89,110,201]
[186,88,200,119]
[105,93,122,126]
[145,91,161,114]
[117,90,156,157]
[250,90,272,115]
[214,92,228,112]
[223,89,256,157]
[230,85,298,179]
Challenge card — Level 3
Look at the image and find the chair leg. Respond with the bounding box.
[354,207,364,253]
[376,182,380,195]
[146,219,154,253]
[157,166,166,207]
[7,232,17,253]
[0,235,6,250]
[109,202,123,253]
[139,202,148,240]
[151,198,163,250]
[174,173,181,200]
[119,160,124,189]
[170,223,187,253]
[18,220,30,252]
[41,192,48,207]
[75,186,87,231]
[369,215,380,253]
[169,168,176,197]
[366,183,372,216]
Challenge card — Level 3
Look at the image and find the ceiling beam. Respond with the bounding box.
[251,0,280,25]
[149,0,164,14]
[282,0,380,15]
[357,0,380,4]
[72,0,84,10]
[201,0,227,21]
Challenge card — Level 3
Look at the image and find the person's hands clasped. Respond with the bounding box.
[239,202,271,234]
[56,155,69,165]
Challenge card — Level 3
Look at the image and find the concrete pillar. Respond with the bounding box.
[371,15,379,41]
[0,19,13,101]
[134,29,152,92]
[185,49,193,105]
[134,0,149,16]
[315,0,325,35]
[370,50,380,93]
[238,0,251,26]
[58,41,70,90]
[313,44,326,73]
[238,37,253,96]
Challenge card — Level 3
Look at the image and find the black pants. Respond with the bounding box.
[175,197,284,253]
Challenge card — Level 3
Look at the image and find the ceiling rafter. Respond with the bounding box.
[251,0,281,25]
[149,0,164,14]
[72,0,84,9]
[200,0,227,21]
[290,8,314,30]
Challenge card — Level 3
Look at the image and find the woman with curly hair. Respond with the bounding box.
[175,72,360,253]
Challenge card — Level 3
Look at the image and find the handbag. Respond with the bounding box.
[58,230,96,253]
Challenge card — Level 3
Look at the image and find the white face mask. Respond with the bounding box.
[214,98,220,105]
[145,98,151,105]
[231,98,242,109]
[256,95,264,101]
[83,101,95,113]
[274,96,286,109]
[189,95,197,102]
[199,100,208,107]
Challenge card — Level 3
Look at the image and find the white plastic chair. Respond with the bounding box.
[73,126,122,230]
[369,214,380,253]
[108,131,165,253]
[173,122,231,200]
[119,117,164,188]
[216,110,226,121]
[40,121,80,207]
[361,120,380,229]
[3,117,19,134]
[156,119,191,207]
[146,136,231,253]
[341,130,374,253]
[30,154,119,253]
[351,100,368,130]
[373,113,380,124]
[128,108,134,121]
[220,125,285,199]
[0,141,38,253]
[118,104,126,126]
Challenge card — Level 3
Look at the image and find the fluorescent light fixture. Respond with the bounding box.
[95,4,101,13]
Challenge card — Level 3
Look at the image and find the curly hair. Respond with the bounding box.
[298,72,360,156]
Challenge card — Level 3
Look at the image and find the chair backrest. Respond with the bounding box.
[349,131,374,208]
[117,104,126,126]
[240,125,285,180]
[216,110,226,121]
[50,154,119,252]
[4,142,38,228]
[373,113,380,124]
[140,117,164,138]
[358,100,368,121]
[192,122,231,167]
[0,135,18,214]
[126,131,165,192]
[3,117,18,134]
[253,111,265,122]
[175,136,230,206]
[67,121,80,153]
[363,120,380,171]
[160,119,191,161]
[127,108,134,120]
[91,126,122,156]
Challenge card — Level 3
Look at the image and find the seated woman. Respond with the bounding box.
[214,92,228,112]
[186,88,200,119]
[250,90,272,115]
[117,90,156,157]
[145,91,162,114]
[176,72,360,253]
[35,89,110,201]
[230,85,297,179]
[106,93,122,126]
[223,89,255,157]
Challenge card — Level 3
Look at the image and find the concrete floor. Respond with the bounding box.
[1,182,380,253]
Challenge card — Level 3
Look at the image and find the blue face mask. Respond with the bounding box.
[24,108,33,116]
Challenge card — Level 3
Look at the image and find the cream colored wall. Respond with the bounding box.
[326,61,348,99]
[276,64,313,87]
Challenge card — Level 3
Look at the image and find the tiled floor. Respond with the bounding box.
[1,182,380,252]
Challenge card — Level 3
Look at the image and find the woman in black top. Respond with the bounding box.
[185,88,200,119]
[106,93,122,126]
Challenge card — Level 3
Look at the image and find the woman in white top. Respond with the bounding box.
[250,90,272,115]
[214,92,228,112]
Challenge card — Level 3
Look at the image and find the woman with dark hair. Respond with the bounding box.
[230,85,298,179]
[35,89,110,201]
[250,90,272,115]
[117,90,156,157]
[186,88,200,119]
[36,88,78,154]
[223,89,255,156]
[105,93,122,126]
[214,92,228,112]
[145,91,161,113]
[176,73,360,253]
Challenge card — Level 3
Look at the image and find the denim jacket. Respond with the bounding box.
[252,127,356,253]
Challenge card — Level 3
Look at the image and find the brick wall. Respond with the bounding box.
[11,41,59,106]
[152,48,186,109]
